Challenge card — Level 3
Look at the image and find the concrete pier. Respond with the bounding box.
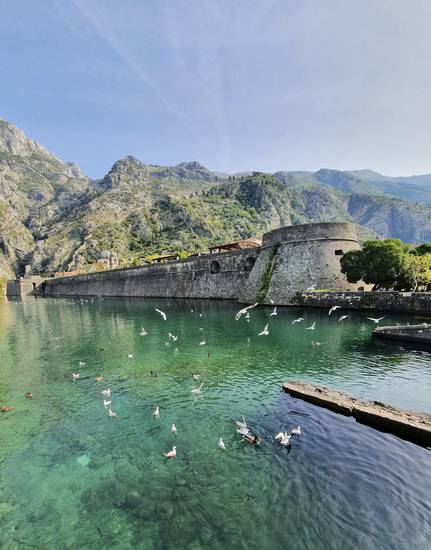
[373,323,431,345]
[282,381,431,447]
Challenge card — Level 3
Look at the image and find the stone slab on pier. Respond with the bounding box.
[282,381,431,447]
[373,323,431,345]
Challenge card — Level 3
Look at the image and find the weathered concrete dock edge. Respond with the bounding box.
[373,324,431,345]
[282,381,431,447]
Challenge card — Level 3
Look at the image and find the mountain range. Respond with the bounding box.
[1,116,431,278]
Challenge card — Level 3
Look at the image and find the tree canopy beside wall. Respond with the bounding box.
[340,239,431,291]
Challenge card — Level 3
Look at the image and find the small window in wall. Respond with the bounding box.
[210,260,221,274]
[335,249,344,256]
[244,256,255,271]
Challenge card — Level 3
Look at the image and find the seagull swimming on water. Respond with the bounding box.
[171,424,177,434]
[107,409,117,417]
[72,373,80,381]
[192,374,200,381]
[270,307,278,317]
[191,382,204,395]
[218,437,226,450]
[128,353,133,359]
[258,323,269,336]
[155,308,167,321]
[79,361,86,367]
[199,340,206,346]
[305,322,316,330]
[101,388,111,396]
[140,326,148,336]
[103,399,112,407]
[153,406,160,417]
[290,426,301,436]
[328,306,341,316]
[338,315,349,322]
[163,446,176,459]
[292,317,304,325]
[275,432,291,446]
[367,316,385,323]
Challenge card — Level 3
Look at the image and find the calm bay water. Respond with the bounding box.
[0,297,430,549]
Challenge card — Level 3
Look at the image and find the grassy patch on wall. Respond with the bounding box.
[257,244,279,303]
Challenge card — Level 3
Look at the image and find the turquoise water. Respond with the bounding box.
[0,297,430,549]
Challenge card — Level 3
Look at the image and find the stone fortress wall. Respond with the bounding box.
[39,222,361,304]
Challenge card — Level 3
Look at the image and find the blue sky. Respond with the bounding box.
[1,0,431,178]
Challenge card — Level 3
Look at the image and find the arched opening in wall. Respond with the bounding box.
[210,260,221,274]
[244,256,255,271]
[335,249,344,256]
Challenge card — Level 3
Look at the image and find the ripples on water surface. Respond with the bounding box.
[0,297,430,549]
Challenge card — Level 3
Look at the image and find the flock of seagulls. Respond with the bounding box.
[67,301,388,461]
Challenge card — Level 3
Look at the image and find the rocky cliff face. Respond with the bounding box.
[1,116,431,277]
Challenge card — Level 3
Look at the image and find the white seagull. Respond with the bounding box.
[168,333,178,341]
[101,388,111,396]
[236,416,250,436]
[128,353,133,359]
[290,426,301,436]
[191,382,204,395]
[199,340,206,346]
[235,303,258,321]
[338,315,349,322]
[306,284,316,291]
[103,399,112,407]
[192,374,200,381]
[163,446,176,459]
[275,432,291,446]
[218,437,226,450]
[291,317,304,325]
[328,305,341,316]
[258,323,269,336]
[72,373,80,380]
[107,409,117,417]
[270,306,278,317]
[305,322,316,330]
[79,361,86,367]
[367,316,385,324]
[153,406,160,417]
[171,424,177,434]
[155,308,167,321]
[140,326,148,336]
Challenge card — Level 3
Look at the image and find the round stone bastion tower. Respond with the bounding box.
[238,222,362,305]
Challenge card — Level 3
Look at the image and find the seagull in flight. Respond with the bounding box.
[305,322,316,330]
[338,315,349,322]
[367,316,385,323]
[199,340,206,346]
[270,307,278,317]
[291,317,304,325]
[72,373,80,381]
[163,446,176,459]
[218,437,226,450]
[235,303,258,321]
[79,361,86,367]
[258,323,269,336]
[128,353,133,359]
[155,308,167,321]
[107,409,117,417]
[140,326,148,336]
[306,284,316,291]
[103,399,112,407]
[168,333,178,341]
[328,306,341,316]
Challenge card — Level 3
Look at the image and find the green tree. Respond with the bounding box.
[411,243,431,256]
[397,253,431,291]
[340,239,408,291]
